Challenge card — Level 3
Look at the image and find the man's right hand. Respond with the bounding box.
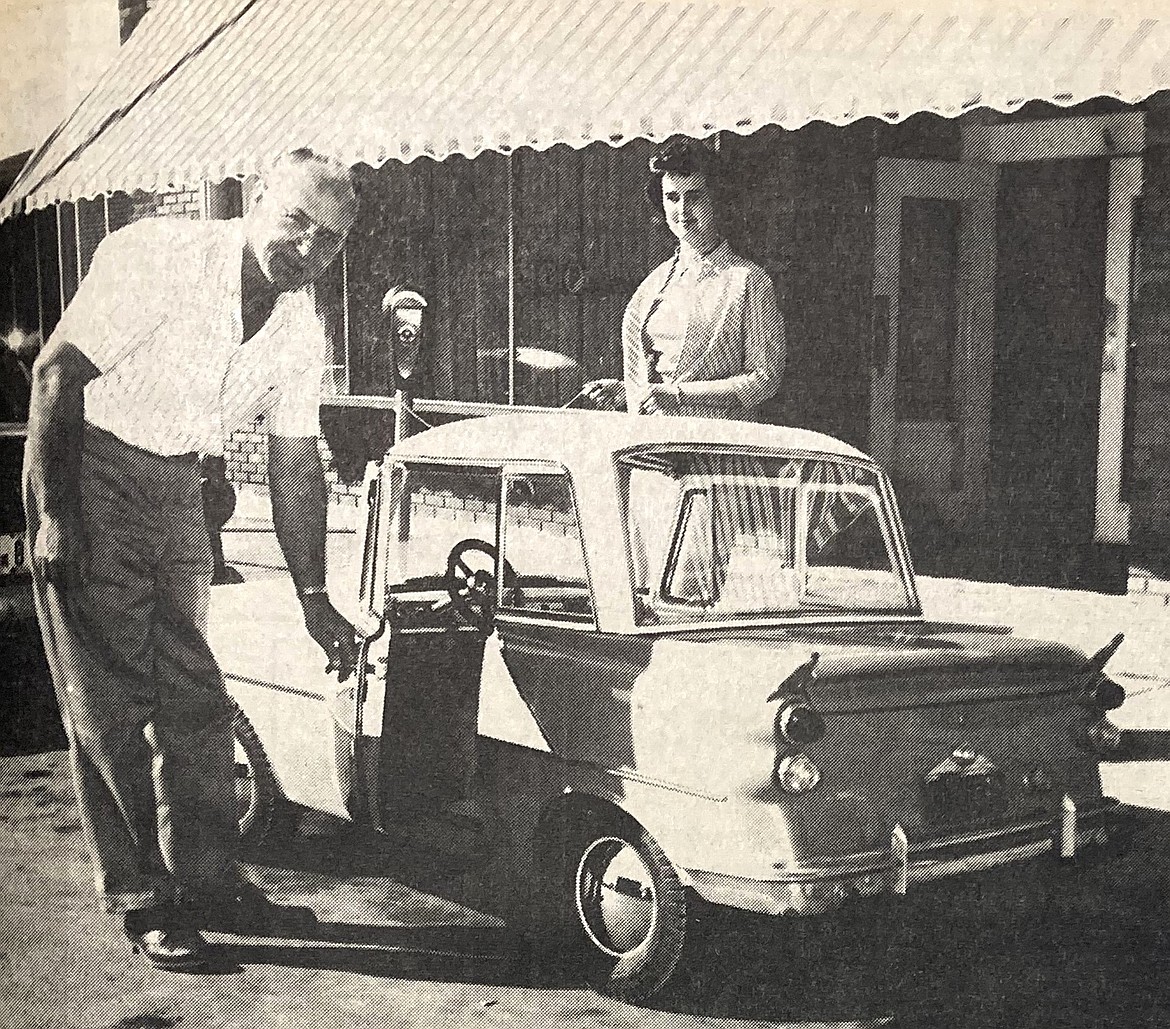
[34,511,88,589]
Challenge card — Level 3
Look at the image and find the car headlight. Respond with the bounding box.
[775,700,827,749]
[775,753,822,794]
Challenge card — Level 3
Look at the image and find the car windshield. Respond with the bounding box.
[620,450,916,626]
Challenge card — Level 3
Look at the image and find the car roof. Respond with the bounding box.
[390,411,871,468]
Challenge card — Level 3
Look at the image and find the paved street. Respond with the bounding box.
[3,746,1170,1029]
[2,514,1170,1027]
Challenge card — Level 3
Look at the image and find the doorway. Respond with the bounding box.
[987,158,1110,584]
[962,110,1144,589]
[870,158,997,531]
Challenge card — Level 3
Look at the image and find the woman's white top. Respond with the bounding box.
[623,240,786,420]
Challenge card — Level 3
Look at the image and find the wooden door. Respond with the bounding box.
[871,159,997,526]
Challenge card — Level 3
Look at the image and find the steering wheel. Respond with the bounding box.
[445,539,516,631]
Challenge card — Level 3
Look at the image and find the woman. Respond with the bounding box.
[585,137,785,419]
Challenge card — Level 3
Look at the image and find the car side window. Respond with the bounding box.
[500,472,593,622]
[387,463,501,594]
[661,489,715,606]
[802,485,909,610]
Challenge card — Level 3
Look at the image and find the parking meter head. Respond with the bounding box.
[381,287,428,390]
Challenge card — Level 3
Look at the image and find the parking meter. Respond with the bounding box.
[381,286,428,392]
[381,286,428,444]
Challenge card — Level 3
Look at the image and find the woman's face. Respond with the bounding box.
[661,171,719,251]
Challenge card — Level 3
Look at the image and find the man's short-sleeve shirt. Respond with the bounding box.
[51,218,325,457]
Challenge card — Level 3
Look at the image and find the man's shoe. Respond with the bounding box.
[180,880,318,936]
[124,911,210,972]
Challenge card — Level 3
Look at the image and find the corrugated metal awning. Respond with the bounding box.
[4,0,1169,219]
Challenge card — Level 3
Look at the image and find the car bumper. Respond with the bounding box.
[684,797,1130,917]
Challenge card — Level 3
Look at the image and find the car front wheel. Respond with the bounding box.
[549,812,688,1002]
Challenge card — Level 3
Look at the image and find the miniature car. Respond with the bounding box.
[216,411,1132,1002]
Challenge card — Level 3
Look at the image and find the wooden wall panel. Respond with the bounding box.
[512,139,669,406]
[731,121,875,445]
[347,152,510,403]
[58,203,78,308]
[514,144,583,405]
[34,207,61,339]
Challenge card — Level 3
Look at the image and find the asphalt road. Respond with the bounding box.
[3,746,1170,1029]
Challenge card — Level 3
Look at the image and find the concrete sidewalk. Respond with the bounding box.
[917,575,1169,690]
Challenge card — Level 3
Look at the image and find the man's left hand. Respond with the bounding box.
[300,594,358,681]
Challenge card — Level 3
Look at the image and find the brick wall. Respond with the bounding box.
[224,418,268,487]
[408,484,581,540]
[223,416,365,508]
[128,186,202,222]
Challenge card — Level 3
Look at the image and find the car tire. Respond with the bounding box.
[232,708,283,849]
[543,810,689,1003]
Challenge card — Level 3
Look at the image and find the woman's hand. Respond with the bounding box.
[581,379,625,411]
[640,383,681,416]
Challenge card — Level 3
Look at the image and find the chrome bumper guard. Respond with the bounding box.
[686,797,1128,917]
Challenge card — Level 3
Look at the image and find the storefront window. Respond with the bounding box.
[341,139,664,410]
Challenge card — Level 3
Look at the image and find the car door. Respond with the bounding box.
[489,467,651,771]
[361,460,503,830]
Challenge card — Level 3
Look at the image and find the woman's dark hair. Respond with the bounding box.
[643,135,735,231]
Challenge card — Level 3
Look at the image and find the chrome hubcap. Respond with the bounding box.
[575,836,657,958]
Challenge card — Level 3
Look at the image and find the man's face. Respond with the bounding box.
[249,165,357,291]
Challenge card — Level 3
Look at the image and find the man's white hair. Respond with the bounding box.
[263,148,356,200]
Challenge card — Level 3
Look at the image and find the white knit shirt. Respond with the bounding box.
[52,218,325,456]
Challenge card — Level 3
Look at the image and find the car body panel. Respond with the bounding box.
[211,411,1132,925]
[210,578,354,818]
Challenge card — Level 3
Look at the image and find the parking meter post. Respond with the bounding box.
[1060,794,1078,859]
[394,389,412,444]
[381,286,428,443]
[892,824,909,895]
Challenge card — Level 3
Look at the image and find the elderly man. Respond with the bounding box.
[23,149,360,971]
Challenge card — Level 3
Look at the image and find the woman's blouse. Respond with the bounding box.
[622,241,786,420]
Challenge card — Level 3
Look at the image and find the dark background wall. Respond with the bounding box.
[1128,94,1170,574]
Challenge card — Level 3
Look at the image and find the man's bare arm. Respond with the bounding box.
[268,434,358,679]
[26,339,100,584]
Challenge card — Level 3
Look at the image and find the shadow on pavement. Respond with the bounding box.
[220,923,526,986]
[0,596,66,756]
[652,812,1170,1028]
[230,808,1170,1026]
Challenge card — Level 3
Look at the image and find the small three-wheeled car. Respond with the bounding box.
[215,411,1131,1001]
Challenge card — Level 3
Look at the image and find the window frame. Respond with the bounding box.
[382,459,505,609]
[799,480,914,612]
[618,446,924,631]
[496,463,598,630]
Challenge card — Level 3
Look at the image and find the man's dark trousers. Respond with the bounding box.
[24,423,238,914]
